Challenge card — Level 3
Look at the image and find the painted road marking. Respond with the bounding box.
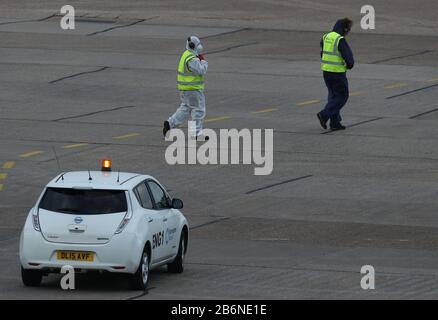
[0,173,7,180]
[2,161,15,169]
[350,91,363,97]
[62,143,89,149]
[205,116,232,123]
[297,99,320,106]
[112,133,141,140]
[426,77,438,82]
[19,150,43,158]
[251,108,278,114]
[384,83,407,89]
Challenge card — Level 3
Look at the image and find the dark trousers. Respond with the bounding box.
[320,71,349,128]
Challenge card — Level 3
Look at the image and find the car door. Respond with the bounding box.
[146,180,179,260]
[133,181,165,264]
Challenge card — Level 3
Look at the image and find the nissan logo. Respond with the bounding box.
[74,217,83,224]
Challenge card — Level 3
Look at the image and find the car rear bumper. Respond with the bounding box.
[20,223,143,274]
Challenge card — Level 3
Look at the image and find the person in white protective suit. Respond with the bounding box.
[163,36,209,140]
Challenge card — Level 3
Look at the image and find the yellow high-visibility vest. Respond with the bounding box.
[177,50,204,91]
[321,32,347,73]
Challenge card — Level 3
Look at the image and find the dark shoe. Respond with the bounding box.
[196,135,209,141]
[163,121,170,137]
[189,135,209,141]
[317,112,328,129]
[330,124,346,131]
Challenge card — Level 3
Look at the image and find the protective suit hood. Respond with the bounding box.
[186,35,203,54]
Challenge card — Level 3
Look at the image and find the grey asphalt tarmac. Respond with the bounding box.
[1,0,438,299]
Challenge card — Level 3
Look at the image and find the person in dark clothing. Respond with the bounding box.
[317,18,354,131]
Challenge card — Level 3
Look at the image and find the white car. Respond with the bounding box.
[19,160,189,290]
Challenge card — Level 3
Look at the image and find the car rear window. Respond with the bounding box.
[39,188,127,214]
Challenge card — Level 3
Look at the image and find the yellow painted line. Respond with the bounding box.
[0,173,7,180]
[19,150,43,158]
[297,99,320,106]
[350,91,363,97]
[2,161,15,169]
[205,116,232,123]
[251,108,278,114]
[112,133,141,140]
[384,83,407,89]
[62,143,89,149]
[0,184,3,191]
[426,77,438,83]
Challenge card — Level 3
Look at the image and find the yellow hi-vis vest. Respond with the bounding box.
[321,31,347,73]
[177,50,205,91]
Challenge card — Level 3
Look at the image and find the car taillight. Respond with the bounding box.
[32,208,41,232]
[115,192,133,234]
[115,208,132,234]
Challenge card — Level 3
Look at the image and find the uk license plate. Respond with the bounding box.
[56,251,94,262]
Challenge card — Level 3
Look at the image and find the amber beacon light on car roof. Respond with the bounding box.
[101,159,112,172]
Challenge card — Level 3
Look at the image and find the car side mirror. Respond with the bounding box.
[171,198,183,209]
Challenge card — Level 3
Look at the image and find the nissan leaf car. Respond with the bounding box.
[19,160,189,290]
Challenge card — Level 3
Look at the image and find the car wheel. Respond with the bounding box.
[167,232,185,273]
[21,267,42,287]
[130,248,150,290]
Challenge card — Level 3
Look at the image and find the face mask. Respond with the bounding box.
[196,44,204,54]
